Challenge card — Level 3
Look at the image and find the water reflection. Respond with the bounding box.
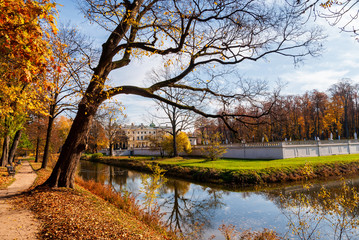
[260,181,359,239]
[160,179,227,237]
[78,161,359,239]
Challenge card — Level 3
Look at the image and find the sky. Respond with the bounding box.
[57,0,359,125]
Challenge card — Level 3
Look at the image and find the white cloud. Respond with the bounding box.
[281,69,349,94]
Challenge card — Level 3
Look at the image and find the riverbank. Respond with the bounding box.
[85,154,359,188]
[6,161,176,240]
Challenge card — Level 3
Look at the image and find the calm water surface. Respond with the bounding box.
[78,160,359,239]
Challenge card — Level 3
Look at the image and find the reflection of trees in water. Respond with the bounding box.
[79,162,134,193]
[108,166,129,192]
[160,179,226,237]
[259,179,359,239]
[240,191,252,199]
[78,161,110,184]
[262,180,359,214]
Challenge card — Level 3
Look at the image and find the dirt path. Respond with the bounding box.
[0,161,40,240]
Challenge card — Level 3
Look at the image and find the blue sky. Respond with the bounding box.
[57,0,359,125]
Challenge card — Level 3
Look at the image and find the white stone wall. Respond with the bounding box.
[215,143,283,159]
[100,140,359,159]
[282,140,359,158]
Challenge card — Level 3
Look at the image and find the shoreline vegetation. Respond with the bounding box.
[82,154,359,189]
[2,155,359,239]
[1,159,281,239]
[7,161,177,240]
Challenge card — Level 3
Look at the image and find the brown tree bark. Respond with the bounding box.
[8,129,22,165]
[109,142,113,156]
[172,126,178,157]
[0,135,10,167]
[42,114,54,169]
[44,99,99,188]
[35,136,40,163]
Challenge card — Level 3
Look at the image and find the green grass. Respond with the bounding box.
[155,154,359,170]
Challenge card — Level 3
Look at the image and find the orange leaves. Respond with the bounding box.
[0,0,57,83]
[11,175,172,240]
[320,0,340,8]
[0,0,57,118]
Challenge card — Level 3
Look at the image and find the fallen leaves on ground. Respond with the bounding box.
[12,186,168,239]
[11,161,173,240]
[0,167,16,189]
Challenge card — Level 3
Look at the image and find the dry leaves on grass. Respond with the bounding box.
[12,186,167,240]
[11,161,172,240]
[0,167,15,189]
[10,160,175,239]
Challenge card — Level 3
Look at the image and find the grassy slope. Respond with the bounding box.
[89,154,359,186]
[10,160,175,240]
[155,154,359,170]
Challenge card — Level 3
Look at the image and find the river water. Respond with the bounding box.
[78,160,359,239]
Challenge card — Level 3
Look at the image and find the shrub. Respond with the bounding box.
[90,153,103,161]
[201,132,227,161]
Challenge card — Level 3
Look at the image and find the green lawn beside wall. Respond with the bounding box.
[155,154,359,170]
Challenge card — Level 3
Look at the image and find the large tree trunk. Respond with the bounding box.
[8,130,22,165]
[35,136,40,163]
[42,0,137,187]
[1,135,10,167]
[109,142,113,156]
[44,100,99,188]
[172,119,178,157]
[42,115,54,169]
[173,133,178,157]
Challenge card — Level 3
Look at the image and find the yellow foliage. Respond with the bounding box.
[0,0,57,118]
[161,131,192,156]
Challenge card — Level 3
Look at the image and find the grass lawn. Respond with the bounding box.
[155,154,359,170]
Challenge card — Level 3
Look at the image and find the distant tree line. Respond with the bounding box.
[195,79,359,143]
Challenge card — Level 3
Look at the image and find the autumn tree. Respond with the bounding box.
[213,76,282,142]
[42,25,97,168]
[201,132,227,161]
[162,132,192,157]
[0,0,57,117]
[323,94,344,138]
[54,116,73,148]
[24,114,48,163]
[310,90,328,139]
[0,111,27,166]
[87,119,107,154]
[0,0,56,85]
[0,0,57,166]
[152,68,194,157]
[45,0,324,188]
[329,79,355,139]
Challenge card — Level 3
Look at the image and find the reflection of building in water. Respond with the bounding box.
[114,122,171,149]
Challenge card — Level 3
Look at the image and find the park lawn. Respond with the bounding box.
[155,154,359,170]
